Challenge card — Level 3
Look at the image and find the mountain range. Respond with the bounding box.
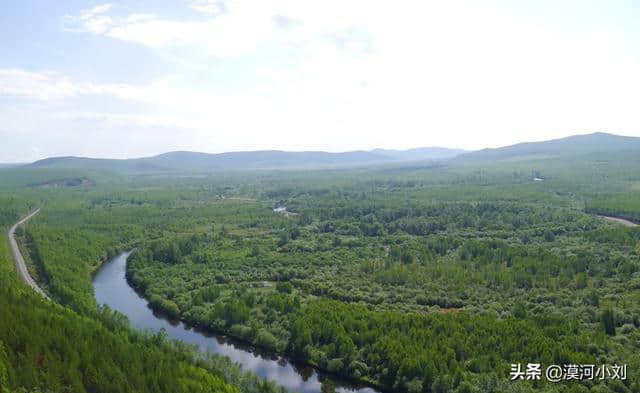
[18,132,640,173]
[456,132,640,162]
[25,147,465,172]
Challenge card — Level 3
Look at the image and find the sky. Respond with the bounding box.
[2,0,640,162]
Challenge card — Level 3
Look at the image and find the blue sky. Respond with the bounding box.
[2,0,640,161]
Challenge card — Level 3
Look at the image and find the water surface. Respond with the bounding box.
[93,252,378,393]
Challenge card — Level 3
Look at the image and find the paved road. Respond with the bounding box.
[599,215,639,228]
[8,208,49,299]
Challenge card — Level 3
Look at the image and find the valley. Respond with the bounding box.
[2,133,640,393]
[4,1,640,391]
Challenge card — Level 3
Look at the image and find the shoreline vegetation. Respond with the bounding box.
[0,203,244,393]
[121,183,640,391]
[118,251,385,392]
[5,208,294,393]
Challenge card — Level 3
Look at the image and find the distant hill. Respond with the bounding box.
[28,156,166,172]
[25,147,465,172]
[456,132,640,162]
[145,150,389,170]
[26,133,638,172]
[372,147,465,161]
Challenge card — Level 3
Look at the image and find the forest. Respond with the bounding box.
[1,151,640,393]
[0,194,288,393]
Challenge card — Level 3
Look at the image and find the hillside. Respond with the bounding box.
[21,133,640,172]
[371,147,465,161]
[28,156,167,172]
[456,132,640,162]
[145,150,389,169]
[25,147,464,172]
[0,199,241,393]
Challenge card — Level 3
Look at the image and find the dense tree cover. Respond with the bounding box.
[127,215,640,392]
[0,218,236,393]
[3,154,640,392]
[0,168,121,191]
[0,197,290,393]
[0,283,236,393]
[119,169,640,391]
[288,300,600,391]
[587,192,640,223]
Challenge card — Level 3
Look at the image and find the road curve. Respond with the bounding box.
[8,208,49,300]
[598,215,639,228]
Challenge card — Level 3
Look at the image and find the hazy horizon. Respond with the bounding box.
[3,130,638,165]
[3,1,640,162]
[1,145,465,164]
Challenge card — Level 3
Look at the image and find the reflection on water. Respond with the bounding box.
[93,252,379,393]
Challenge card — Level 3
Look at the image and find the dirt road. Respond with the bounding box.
[8,208,49,299]
[598,215,639,228]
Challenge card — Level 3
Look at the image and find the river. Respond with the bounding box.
[93,251,379,393]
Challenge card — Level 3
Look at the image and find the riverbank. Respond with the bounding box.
[89,244,138,278]
[125,268,384,392]
[95,251,380,393]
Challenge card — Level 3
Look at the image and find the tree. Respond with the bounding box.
[276,282,293,294]
[320,379,337,393]
[0,341,9,393]
[512,302,527,319]
[456,381,474,393]
[298,211,313,226]
[432,375,451,393]
[601,308,616,336]
[277,231,289,247]
[543,230,555,242]
[249,245,260,257]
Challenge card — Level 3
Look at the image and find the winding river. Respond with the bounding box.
[93,251,379,393]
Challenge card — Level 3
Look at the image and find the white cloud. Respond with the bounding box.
[0,68,150,102]
[189,0,228,16]
[83,3,113,17]
[3,1,640,162]
[65,3,114,34]
[63,0,372,57]
[0,69,80,100]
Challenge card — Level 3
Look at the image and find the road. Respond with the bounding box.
[8,208,49,299]
[598,215,639,228]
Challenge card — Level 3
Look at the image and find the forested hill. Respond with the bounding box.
[23,132,640,173]
[146,150,387,169]
[456,132,640,162]
[370,147,466,161]
[25,147,464,173]
[0,196,291,393]
[28,156,165,172]
[0,199,240,393]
